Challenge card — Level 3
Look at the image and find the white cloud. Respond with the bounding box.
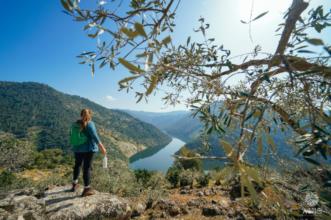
[105,95,116,102]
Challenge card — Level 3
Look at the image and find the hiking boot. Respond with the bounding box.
[81,187,95,197]
[70,183,79,192]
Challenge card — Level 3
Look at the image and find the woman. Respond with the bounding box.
[71,108,107,197]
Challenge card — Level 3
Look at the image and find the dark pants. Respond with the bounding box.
[73,152,94,187]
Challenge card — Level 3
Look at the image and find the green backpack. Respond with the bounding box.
[70,123,88,147]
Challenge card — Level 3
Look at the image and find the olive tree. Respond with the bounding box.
[62,0,330,199]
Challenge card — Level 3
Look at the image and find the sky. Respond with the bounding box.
[0,0,330,112]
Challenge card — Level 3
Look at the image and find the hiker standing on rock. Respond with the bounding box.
[70,108,107,196]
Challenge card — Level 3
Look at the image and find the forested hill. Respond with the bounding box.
[0,81,171,158]
[124,110,201,142]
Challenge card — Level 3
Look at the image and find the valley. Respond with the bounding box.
[0,81,171,166]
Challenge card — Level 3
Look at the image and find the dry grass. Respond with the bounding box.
[16,166,70,182]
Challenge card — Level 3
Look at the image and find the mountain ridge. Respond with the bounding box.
[0,81,171,159]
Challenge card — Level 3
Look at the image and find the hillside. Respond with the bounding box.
[0,81,171,159]
[124,108,323,168]
[124,110,201,142]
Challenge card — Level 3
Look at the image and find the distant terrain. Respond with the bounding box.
[0,81,171,160]
[124,108,310,167]
[124,110,201,142]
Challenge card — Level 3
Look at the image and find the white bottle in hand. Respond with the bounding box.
[102,155,108,169]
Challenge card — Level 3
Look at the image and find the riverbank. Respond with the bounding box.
[129,138,185,173]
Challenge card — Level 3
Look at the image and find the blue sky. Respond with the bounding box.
[0,0,330,112]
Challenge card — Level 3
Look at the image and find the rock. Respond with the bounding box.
[203,190,210,196]
[131,202,145,218]
[0,186,132,220]
[219,197,231,209]
[182,185,191,190]
[202,205,223,216]
[180,189,190,194]
[187,198,207,207]
[211,199,218,204]
[45,186,131,220]
[154,199,181,217]
[146,198,155,210]
[180,206,189,215]
[196,191,204,197]
[0,208,9,220]
[0,193,45,220]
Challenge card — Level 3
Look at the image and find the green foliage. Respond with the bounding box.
[134,169,154,186]
[177,158,202,171]
[0,170,32,192]
[0,81,171,157]
[30,149,73,169]
[178,169,195,188]
[64,0,331,208]
[92,159,141,197]
[209,165,237,186]
[0,170,16,187]
[196,173,210,187]
[145,172,169,190]
[177,146,202,171]
[166,166,181,187]
[0,135,35,171]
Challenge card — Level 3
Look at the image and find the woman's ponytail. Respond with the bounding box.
[80,108,92,129]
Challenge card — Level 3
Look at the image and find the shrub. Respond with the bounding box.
[0,170,16,187]
[31,148,73,169]
[196,173,211,187]
[146,172,169,189]
[0,137,34,171]
[33,173,71,191]
[0,170,32,192]
[179,169,195,188]
[134,169,154,186]
[176,146,202,171]
[166,166,181,187]
[92,159,141,197]
[178,158,202,171]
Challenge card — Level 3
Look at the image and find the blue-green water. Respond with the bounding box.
[129,138,185,173]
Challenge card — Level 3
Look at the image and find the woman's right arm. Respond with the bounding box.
[98,142,107,156]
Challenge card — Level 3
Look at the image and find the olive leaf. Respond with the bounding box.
[146,74,159,96]
[121,27,138,39]
[162,36,172,45]
[134,23,147,38]
[118,75,141,87]
[257,135,263,157]
[252,11,269,21]
[118,58,144,74]
[305,38,324,46]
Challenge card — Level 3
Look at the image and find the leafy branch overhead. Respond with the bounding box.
[63,0,331,201]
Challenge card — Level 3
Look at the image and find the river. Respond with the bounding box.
[129,138,185,173]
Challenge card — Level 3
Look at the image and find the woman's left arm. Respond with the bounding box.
[87,122,107,155]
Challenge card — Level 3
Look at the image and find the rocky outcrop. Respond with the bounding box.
[0,186,131,220]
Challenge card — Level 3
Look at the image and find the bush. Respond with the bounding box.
[166,166,181,187]
[0,170,32,192]
[196,173,211,187]
[0,170,16,187]
[179,169,195,188]
[134,169,154,186]
[92,159,141,197]
[0,137,34,171]
[31,148,73,169]
[209,166,237,186]
[146,172,169,189]
[178,158,202,171]
[176,146,202,171]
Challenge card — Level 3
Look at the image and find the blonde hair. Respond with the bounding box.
[80,109,92,129]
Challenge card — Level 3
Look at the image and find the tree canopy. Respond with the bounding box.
[62,0,331,200]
